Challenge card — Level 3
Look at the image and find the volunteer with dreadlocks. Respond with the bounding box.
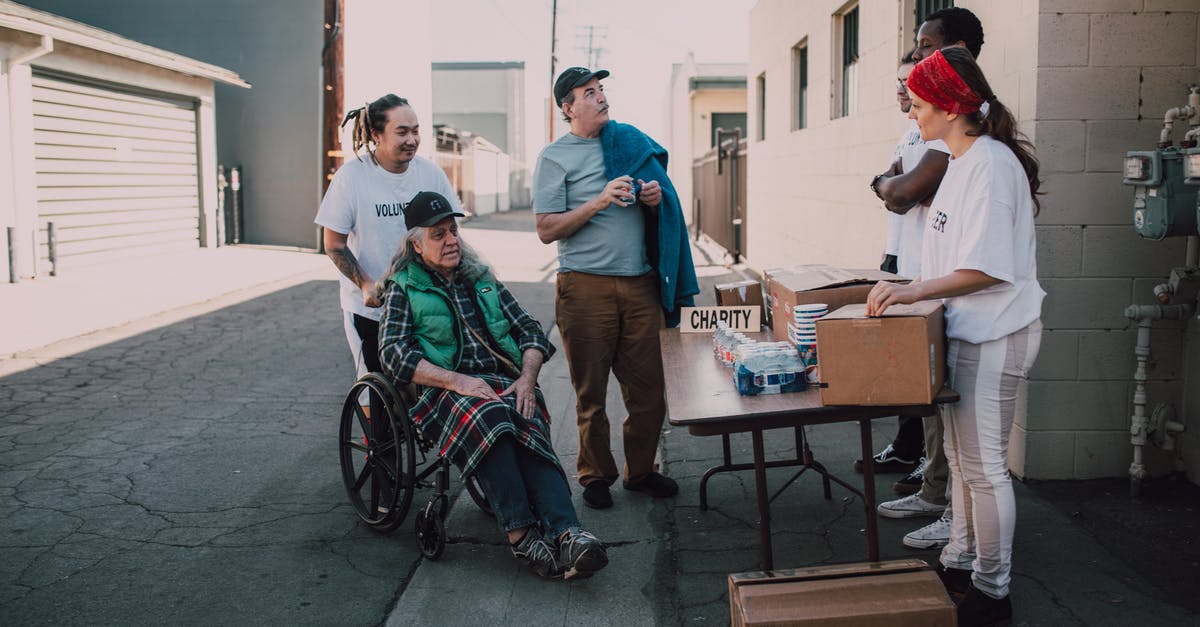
[865,47,1044,627]
[315,94,463,379]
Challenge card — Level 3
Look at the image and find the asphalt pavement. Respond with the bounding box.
[1,209,1197,626]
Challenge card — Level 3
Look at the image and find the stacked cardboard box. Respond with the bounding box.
[815,302,946,405]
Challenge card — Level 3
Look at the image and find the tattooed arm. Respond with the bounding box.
[323,228,381,307]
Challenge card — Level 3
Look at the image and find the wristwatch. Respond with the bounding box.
[869,174,886,194]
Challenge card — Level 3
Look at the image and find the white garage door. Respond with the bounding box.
[32,74,201,271]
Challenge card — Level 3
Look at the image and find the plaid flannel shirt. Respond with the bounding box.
[378,261,554,384]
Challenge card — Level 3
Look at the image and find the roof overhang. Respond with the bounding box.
[0,1,250,88]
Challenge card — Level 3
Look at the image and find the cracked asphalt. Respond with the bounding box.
[2,209,1197,626]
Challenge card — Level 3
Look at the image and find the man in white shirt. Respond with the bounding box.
[868,6,986,552]
[315,94,462,379]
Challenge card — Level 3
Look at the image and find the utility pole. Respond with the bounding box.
[320,0,344,252]
[575,25,607,68]
[322,0,344,191]
[548,0,558,143]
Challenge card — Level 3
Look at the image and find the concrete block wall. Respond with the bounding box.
[1016,0,1200,480]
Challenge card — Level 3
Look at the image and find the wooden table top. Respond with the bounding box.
[660,328,958,434]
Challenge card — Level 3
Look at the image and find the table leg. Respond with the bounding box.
[699,434,734,511]
[752,429,773,570]
[859,419,880,562]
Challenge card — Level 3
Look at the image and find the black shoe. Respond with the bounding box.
[623,472,679,498]
[892,457,925,494]
[556,527,609,580]
[956,584,1012,627]
[582,482,613,509]
[853,443,919,474]
[935,562,972,598]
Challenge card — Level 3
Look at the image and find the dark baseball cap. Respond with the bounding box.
[554,66,610,106]
[405,191,464,230]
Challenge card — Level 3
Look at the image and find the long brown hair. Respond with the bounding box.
[340,94,410,164]
[940,47,1042,215]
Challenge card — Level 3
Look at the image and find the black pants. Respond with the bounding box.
[892,415,925,459]
[352,314,382,373]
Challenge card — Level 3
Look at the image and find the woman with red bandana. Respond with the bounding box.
[866,46,1044,627]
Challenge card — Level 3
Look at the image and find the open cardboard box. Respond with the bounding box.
[728,559,955,626]
[765,265,904,339]
[715,279,768,325]
[815,301,946,406]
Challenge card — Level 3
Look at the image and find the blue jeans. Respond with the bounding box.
[473,436,579,540]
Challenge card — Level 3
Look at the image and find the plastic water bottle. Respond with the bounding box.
[734,342,763,395]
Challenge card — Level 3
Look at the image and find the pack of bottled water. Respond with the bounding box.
[711,327,805,397]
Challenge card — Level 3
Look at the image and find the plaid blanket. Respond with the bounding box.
[410,372,563,479]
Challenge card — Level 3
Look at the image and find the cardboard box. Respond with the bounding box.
[728,559,954,627]
[766,265,903,339]
[815,301,946,406]
[715,279,767,325]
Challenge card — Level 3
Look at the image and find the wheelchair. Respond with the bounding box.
[337,372,492,559]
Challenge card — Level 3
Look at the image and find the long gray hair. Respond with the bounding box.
[375,225,492,295]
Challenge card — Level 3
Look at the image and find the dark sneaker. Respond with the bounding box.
[956,584,1012,627]
[623,472,679,498]
[853,443,919,474]
[557,528,608,580]
[892,458,926,494]
[510,529,560,578]
[935,562,972,599]
[582,482,613,509]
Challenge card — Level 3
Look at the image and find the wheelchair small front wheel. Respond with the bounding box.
[414,504,446,560]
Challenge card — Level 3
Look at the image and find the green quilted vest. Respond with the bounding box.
[388,263,523,371]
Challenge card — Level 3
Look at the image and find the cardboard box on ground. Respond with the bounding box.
[816,301,946,406]
[728,559,955,626]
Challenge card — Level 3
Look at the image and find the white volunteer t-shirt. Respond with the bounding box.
[314,154,461,320]
[885,121,948,279]
[921,135,1045,343]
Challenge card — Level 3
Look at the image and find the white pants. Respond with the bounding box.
[342,311,370,380]
[939,320,1042,599]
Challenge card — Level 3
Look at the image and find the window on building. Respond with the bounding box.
[711,112,748,148]
[916,0,953,25]
[792,40,808,131]
[833,4,859,119]
[756,73,766,141]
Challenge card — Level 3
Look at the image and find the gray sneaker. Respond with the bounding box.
[556,528,608,581]
[877,493,946,519]
[511,529,560,578]
[903,513,953,549]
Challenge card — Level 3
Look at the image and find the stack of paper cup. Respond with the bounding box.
[789,303,827,383]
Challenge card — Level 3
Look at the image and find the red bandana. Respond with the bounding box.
[906,50,983,114]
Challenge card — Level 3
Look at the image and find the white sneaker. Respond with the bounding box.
[876,493,945,519]
[903,513,953,549]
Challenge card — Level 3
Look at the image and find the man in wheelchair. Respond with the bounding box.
[377,191,609,581]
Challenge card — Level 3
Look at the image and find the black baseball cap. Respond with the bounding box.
[405,191,464,230]
[554,66,610,106]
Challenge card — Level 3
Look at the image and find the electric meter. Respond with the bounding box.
[1124,147,1198,240]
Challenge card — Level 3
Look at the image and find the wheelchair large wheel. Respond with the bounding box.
[338,373,416,533]
[464,474,494,517]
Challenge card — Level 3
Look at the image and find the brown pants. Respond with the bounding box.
[555,271,666,487]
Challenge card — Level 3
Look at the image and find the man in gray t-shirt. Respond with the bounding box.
[532,67,678,510]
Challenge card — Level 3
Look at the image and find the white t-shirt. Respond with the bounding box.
[921,135,1045,343]
[314,155,461,320]
[885,121,949,278]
